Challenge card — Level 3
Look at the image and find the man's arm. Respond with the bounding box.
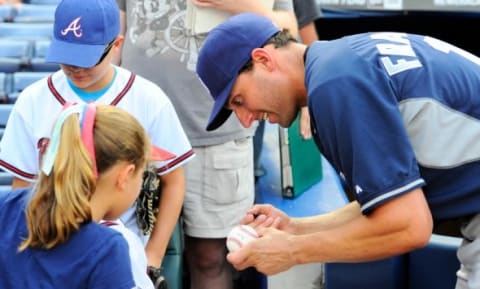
[11,176,32,190]
[111,9,126,66]
[229,188,433,275]
[192,0,299,37]
[292,188,433,263]
[144,166,186,268]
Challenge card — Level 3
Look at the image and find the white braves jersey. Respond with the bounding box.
[101,220,154,289]
[0,66,195,236]
[0,66,194,179]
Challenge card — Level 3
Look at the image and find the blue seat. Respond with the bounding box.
[26,0,61,5]
[0,22,53,40]
[13,4,56,23]
[31,39,59,72]
[0,5,15,22]
[0,73,11,101]
[8,71,50,102]
[324,255,407,289]
[0,104,14,128]
[0,39,32,73]
[408,234,462,289]
[0,172,13,186]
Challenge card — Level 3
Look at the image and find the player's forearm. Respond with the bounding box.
[144,168,185,268]
[11,177,33,190]
[292,201,361,235]
[298,22,318,45]
[292,189,432,263]
[265,10,298,38]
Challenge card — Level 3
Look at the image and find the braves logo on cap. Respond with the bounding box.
[61,17,83,38]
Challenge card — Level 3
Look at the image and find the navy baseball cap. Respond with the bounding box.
[46,0,120,68]
[196,13,280,131]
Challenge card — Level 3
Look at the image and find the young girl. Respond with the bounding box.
[0,104,171,289]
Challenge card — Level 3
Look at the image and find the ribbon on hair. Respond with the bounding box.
[81,103,98,177]
[41,103,98,177]
[41,104,84,175]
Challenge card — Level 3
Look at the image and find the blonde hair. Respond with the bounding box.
[19,105,149,251]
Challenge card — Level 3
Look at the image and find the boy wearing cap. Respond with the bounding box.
[0,0,195,283]
[197,13,480,289]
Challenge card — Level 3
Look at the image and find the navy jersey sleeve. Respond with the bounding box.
[88,234,137,289]
[308,47,425,214]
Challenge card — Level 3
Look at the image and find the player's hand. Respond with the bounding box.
[241,204,295,233]
[226,226,296,275]
[299,107,312,140]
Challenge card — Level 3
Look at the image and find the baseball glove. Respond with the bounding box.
[136,165,161,235]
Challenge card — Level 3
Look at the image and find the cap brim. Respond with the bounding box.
[46,37,107,68]
[205,78,236,131]
[150,145,175,162]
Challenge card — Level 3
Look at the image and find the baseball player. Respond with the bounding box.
[0,0,195,280]
[196,13,480,288]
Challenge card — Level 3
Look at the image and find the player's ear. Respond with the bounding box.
[116,163,136,191]
[251,48,274,71]
[113,35,124,48]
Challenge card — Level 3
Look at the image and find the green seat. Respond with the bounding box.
[160,220,183,289]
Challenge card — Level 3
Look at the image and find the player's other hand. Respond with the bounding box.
[299,107,312,140]
[226,226,296,275]
[241,204,295,233]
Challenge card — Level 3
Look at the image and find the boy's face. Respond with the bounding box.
[60,40,116,92]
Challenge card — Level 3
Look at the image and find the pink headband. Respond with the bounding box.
[81,103,98,178]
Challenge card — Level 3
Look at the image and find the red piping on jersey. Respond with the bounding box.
[0,159,36,180]
[100,220,118,227]
[47,73,136,106]
[157,149,195,174]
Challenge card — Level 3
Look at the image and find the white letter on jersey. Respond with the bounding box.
[381,57,422,76]
[370,32,422,76]
[376,43,416,57]
[370,32,410,44]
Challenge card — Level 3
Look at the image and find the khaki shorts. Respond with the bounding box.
[183,138,254,238]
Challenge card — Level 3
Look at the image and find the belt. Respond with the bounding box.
[433,214,475,238]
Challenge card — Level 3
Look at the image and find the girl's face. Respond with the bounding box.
[103,162,146,220]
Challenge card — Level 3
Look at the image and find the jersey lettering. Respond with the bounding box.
[61,17,83,38]
[370,32,422,76]
[424,36,480,66]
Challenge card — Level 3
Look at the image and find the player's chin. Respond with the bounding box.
[71,79,97,91]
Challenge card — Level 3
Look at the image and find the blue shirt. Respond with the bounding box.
[305,32,480,220]
[0,188,136,289]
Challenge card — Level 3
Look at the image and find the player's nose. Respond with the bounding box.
[234,108,255,128]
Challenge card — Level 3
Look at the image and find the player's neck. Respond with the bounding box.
[85,65,116,92]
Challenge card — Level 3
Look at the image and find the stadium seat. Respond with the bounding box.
[0,73,11,100]
[0,39,32,73]
[0,172,13,186]
[13,4,56,23]
[324,255,407,289]
[0,104,15,187]
[31,39,59,72]
[0,22,53,40]
[26,0,61,5]
[161,219,184,289]
[408,234,462,289]
[0,5,15,22]
[0,104,13,127]
[9,71,50,101]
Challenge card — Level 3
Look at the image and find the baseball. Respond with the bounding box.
[226,225,258,252]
